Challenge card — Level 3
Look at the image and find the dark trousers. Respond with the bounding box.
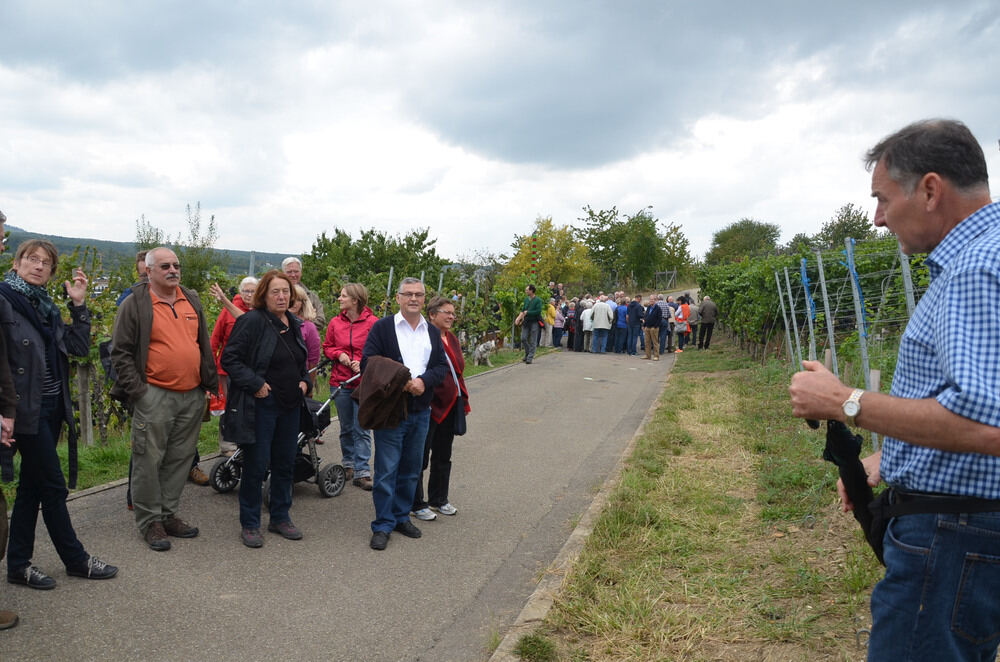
[698,322,715,349]
[658,324,671,353]
[678,330,689,350]
[412,406,457,511]
[552,327,564,348]
[627,324,642,354]
[566,328,575,351]
[614,328,628,353]
[7,395,88,573]
[689,323,700,347]
[238,395,300,529]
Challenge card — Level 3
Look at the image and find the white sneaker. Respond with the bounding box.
[412,508,437,521]
[433,503,458,516]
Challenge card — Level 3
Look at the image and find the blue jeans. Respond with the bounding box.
[677,330,688,350]
[627,325,642,355]
[868,510,1000,661]
[591,328,609,353]
[238,395,300,529]
[614,327,628,353]
[552,327,563,348]
[371,408,431,533]
[658,325,671,353]
[334,387,371,478]
[7,394,88,573]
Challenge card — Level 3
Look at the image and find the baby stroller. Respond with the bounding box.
[209,366,360,500]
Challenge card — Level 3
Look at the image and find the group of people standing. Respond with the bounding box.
[518,283,719,362]
[0,229,472,632]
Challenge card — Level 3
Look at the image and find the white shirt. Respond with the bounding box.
[393,311,431,377]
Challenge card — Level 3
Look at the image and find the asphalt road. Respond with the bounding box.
[1,348,672,662]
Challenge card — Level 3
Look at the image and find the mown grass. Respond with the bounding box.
[522,336,882,661]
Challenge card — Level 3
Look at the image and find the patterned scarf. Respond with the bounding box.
[4,269,58,320]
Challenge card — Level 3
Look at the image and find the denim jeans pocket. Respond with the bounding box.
[952,552,1000,644]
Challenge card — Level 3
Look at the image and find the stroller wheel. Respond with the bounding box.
[318,463,346,498]
[209,457,241,493]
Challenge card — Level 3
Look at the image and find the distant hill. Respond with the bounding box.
[2,225,292,275]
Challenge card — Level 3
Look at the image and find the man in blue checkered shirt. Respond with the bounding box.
[790,119,1000,661]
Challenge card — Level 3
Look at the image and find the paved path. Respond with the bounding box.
[2,349,672,662]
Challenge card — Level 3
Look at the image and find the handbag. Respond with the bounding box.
[443,352,467,436]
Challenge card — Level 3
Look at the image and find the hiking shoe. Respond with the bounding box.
[344,467,354,481]
[7,566,56,590]
[66,556,118,580]
[370,530,389,550]
[241,528,264,548]
[163,516,199,538]
[393,520,422,538]
[412,508,437,521]
[188,466,209,485]
[267,520,303,540]
[433,503,458,516]
[353,476,373,491]
[144,522,171,551]
[0,610,18,630]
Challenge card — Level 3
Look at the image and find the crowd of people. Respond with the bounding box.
[0,231,472,629]
[516,281,719,362]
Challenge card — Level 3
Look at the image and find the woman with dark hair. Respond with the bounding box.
[0,239,118,588]
[411,296,470,521]
[221,270,310,548]
[323,283,377,490]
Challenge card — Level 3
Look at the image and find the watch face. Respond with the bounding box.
[844,401,860,417]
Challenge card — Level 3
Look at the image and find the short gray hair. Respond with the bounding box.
[145,246,174,268]
[865,119,989,195]
[239,276,259,289]
[397,277,424,294]
[281,256,302,270]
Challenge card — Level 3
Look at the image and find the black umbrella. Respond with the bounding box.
[822,420,884,565]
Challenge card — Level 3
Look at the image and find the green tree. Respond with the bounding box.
[661,221,696,282]
[575,205,625,276]
[500,216,599,290]
[814,203,878,249]
[783,232,817,255]
[704,217,782,265]
[173,202,225,295]
[621,208,663,287]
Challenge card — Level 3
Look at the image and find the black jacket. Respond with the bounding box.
[220,309,309,445]
[643,303,662,328]
[361,315,448,413]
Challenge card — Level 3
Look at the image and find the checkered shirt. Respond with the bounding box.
[882,202,1000,497]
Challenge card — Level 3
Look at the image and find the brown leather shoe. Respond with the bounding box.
[188,466,209,485]
[353,476,373,491]
[0,610,18,630]
[344,467,354,481]
[144,522,171,551]
[163,516,199,538]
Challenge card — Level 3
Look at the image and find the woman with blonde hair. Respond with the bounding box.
[290,284,321,378]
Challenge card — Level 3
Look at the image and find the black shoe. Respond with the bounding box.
[241,528,264,548]
[370,530,390,550]
[66,556,118,580]
[8,566,56,590]
[393,520,422,538]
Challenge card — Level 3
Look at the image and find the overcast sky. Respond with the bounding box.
[2,1,998,262]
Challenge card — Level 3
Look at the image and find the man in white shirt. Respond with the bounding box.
[590,295,614,353]
[360,278,448,550]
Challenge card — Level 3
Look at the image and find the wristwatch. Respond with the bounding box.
[842,388,864,427]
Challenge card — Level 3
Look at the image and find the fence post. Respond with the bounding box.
[775,271,795,363]
[815,251,840,377]
[898,242,916,318]
[844,237,878,451]
[783,267,804,367]
[76,363,94,446]
[800,258,817,361]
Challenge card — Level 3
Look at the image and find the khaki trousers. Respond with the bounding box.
[130,385,205,533]
[644,327,660,359]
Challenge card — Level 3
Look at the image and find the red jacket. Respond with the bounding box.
[431,330,471,424]
[210,294,252,376]
[323,306,377,388]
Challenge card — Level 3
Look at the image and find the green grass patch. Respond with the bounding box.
[538,333,880,661]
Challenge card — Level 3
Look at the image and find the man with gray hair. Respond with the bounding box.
[281,257,326,331]
[112,247,218,551]
[360,277,448,550]
[790,119,1000,661]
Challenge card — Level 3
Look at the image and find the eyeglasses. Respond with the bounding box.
[25,255,53,268]
[157,263,181,270]
[398,292,425,299]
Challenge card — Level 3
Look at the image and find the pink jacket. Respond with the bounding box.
[210,293,252,376]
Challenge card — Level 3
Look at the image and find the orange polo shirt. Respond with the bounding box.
[146,290,203,392]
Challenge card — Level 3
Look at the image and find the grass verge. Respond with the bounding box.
[522,335,881,661]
